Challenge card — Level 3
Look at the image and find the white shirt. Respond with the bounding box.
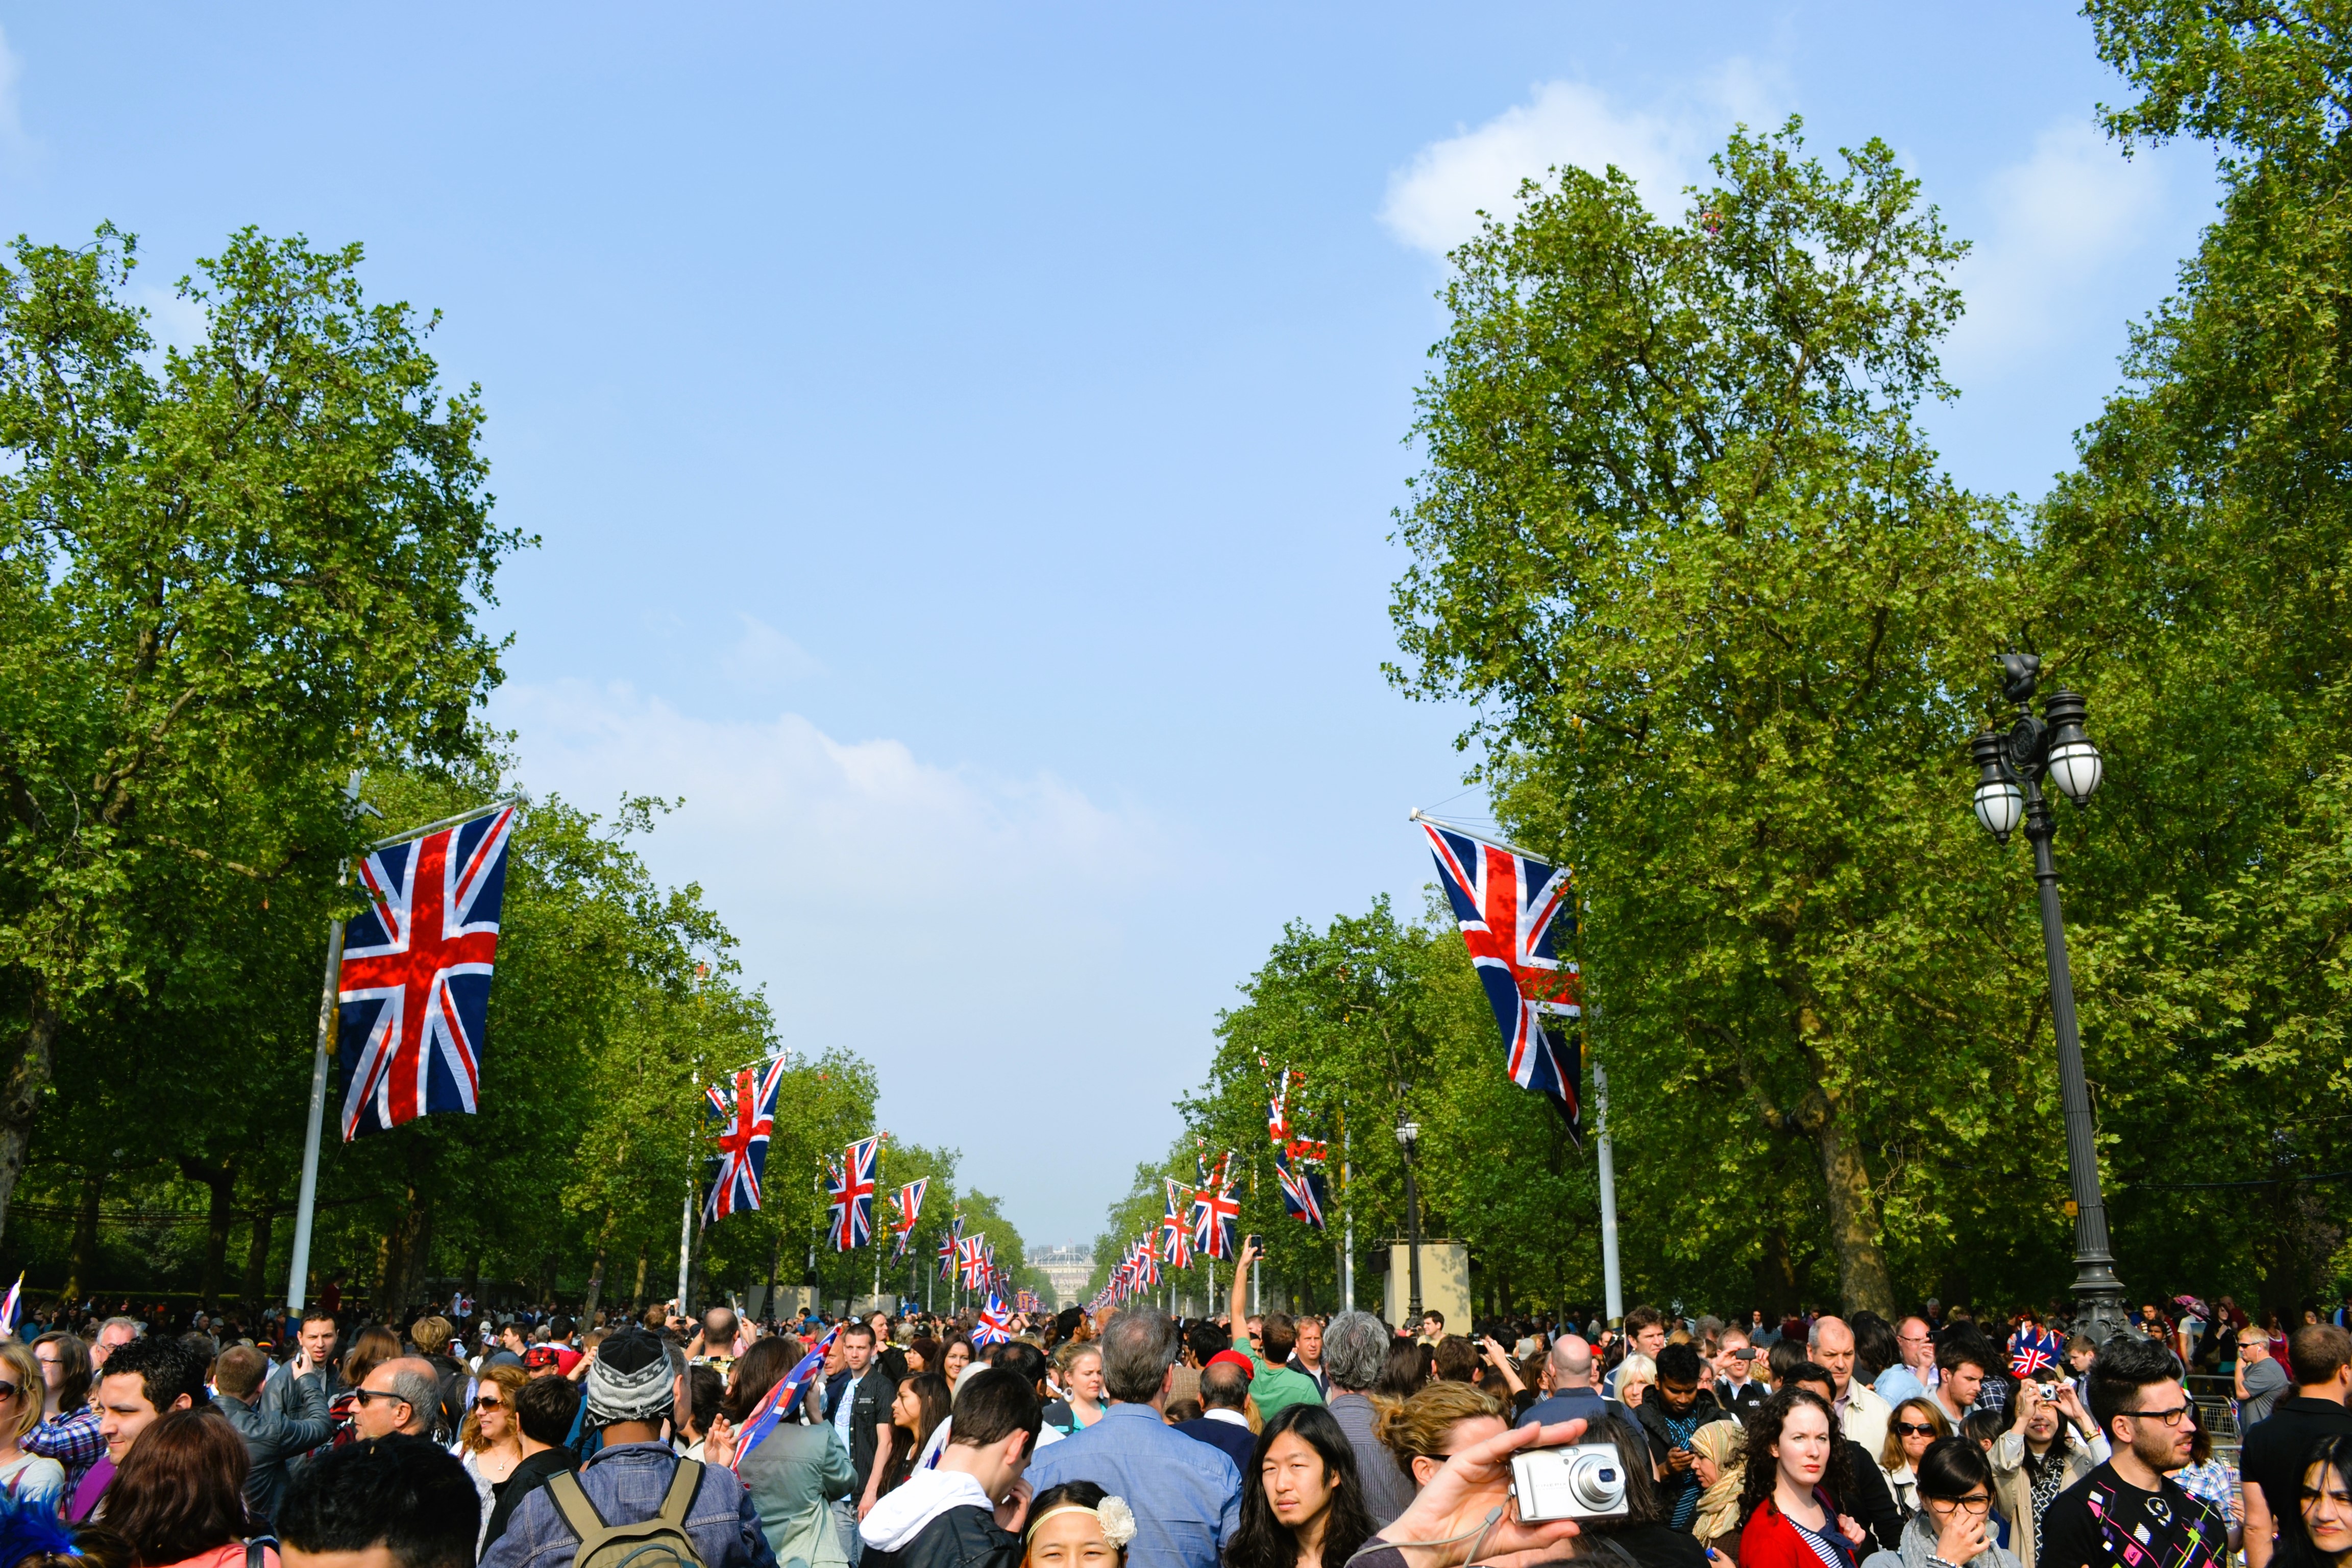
[1204,1407,1250,1429]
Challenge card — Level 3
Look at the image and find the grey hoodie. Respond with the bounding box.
[1861,1509,2023,1568]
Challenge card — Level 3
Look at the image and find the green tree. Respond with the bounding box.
[1387,122,2031,1314]
[0,227,522,1242]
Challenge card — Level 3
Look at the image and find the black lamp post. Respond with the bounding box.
[1395,1106,1424,1320]
[1969,651,2129,1343]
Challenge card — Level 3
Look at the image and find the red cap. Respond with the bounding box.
[525,1345,581,1374]
[1206,1350,1255,1380]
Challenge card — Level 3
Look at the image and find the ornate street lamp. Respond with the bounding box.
[1968,651,2128,1342]
[1395,1108,1424,1320]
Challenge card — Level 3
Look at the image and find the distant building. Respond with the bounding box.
[1033,1244,1093,1308]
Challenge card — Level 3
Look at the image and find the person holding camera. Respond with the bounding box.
[1860,1436,2022,1568]
[1987,1379,2104,1568]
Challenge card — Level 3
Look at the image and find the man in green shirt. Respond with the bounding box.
[1229,1237,1326,1420]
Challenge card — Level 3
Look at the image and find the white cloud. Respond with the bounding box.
[717,613,823,691]
[1380,63,1783,257]
[1948,119,2170,371]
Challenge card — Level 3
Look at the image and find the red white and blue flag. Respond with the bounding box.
[958,1234,988,1290]
[732,1324,838,1469]
[1421,819,1583,1143]
[1161,1180,1194,1268]
[1192,1171,1238,1262]
[937,1215,963,1282]
[828,1136,880,1251]
[703,1058,789,1226]
[1277,1149,1328,1231]
[0,1272,21,1338]
[339,804,520,1140]
[2010,1325,2063,1380]
[888,1179,928,1261]
[974,1294,1014,1345]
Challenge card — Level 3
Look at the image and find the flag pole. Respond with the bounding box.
[1594,1045,1623,1327]
[678,1181,694,1312]
[287,771,372,1313]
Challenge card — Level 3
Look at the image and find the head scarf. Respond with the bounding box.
[586,1333,678,1427]
[1689,1420,1748,1544]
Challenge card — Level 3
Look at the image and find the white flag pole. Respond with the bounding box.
[678,1181,694,1311]
[286,772,375,1313]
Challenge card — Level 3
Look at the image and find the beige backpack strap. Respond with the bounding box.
[657,1459,703,1529]
[547,1469,610,1545]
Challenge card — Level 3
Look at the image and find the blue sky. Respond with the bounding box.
[9,4,2213,1246]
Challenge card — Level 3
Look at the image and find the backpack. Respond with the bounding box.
[544,1459,710,1568]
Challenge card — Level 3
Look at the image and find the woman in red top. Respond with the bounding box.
[102,1408,275,1568]
[1737,1387,1869,1568]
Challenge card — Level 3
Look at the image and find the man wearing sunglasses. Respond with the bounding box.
[352,1359,443,1443]
[2037,1335,2228,1568]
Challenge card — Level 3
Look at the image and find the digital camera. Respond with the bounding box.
[1509,1441,1631,1523]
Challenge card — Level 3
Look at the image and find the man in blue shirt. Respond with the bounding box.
[1515,1334,1609,1429]
[1023,1308,1240,1568]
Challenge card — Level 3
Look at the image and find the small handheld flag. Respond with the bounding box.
[0,1273,21,1338]
[974,1295,1014,1345]
[733,1325,838,1468]
[2010,1325,2062,1380]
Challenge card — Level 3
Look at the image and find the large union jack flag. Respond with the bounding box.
[703,1058,788,1226]
[1421,819,1583,1144]
[1192,1175,1239,1261]
[936,1214,963,1281]
[1161,1179,1195,1269]
[339,804,520,1140]
[828,1136,880,1250]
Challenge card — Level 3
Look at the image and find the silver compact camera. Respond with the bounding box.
[1509,1441,1630,1523]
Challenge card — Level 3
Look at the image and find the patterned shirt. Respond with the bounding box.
[24,1406,105,1496]
[2038,1462,2227,1568]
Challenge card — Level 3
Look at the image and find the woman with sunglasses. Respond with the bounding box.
[452,1364,529,1553]
[0,1339,66,1509]
[1879,1399,1951,1518]
[1860,1437,2022,1568]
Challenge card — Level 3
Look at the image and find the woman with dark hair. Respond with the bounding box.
[1226,1405,1373,1568]
[1860,1437,2021,1568]
[1852,1316,1902,1392]
[1575,1413,1709,1568]
[26,1334,99,1499]
[102,1408,265,1568]
[939,1338,975,1385]
[1988,1380,2102,1568]
[904,1338,940,1379]
[1371,1342,1427,1406]
[1737,1387,1866,1568]
[862,1373,951,1513]
[717,1336,853,1568]
[2268,1434,2352,1568]
[1023,1480,1136,1568]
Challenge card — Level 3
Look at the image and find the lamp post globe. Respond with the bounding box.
[1967,654,2129,1343]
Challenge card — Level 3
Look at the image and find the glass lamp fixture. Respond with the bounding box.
[2041,691,2103,803]
[1971,731,2023,843]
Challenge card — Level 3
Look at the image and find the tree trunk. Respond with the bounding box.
[1753,1225,1800,1319]
[178,1154,240,1314]
[242,1206,275,1318]
[581,1232,610,1325]
[1809,1104,1895,1315]
[631,1243,648,1313]
[0,1003,63,1247]
[63,1173,103,1301]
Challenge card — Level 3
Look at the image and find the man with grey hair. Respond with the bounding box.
[352,1357,442,1442]
[1320,1310,1413,1528]
[89,1317,140,1370]
[1808,1315,1890,1457]
[1023,1308,1239,1568]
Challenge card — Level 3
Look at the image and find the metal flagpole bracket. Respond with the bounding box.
[1407,807,1557,866]
[365,794,524,853]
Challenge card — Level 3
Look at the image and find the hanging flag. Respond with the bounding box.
[732,1324,838,1468]
[1419,818,1584,1143]
[936,1214,963,1282]
[1277,1148,1328,1230]
[0,1272,21,1338]
[974,1294,1014,1345]
[338,804,521,1139]
[1266,1062,1293,1144]
[958,1234,988,1290]
[886,1178,928,1262]
[702,1058,789,1226]
[1192,1169,1238,1262]
[828,1136,880,1250]
[1161,1179,1195,1268]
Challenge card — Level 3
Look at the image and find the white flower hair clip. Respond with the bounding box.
[1096,1496,1137,1551]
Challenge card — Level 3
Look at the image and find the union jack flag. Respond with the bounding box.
[703,1058,788,1226]
[958,1234,987,1290]
[1277,1148,1328,1231]
[887,1178,928,1262]
[734,1325,837,1468]
[2010,1325,2063,1380]
[1422,819,1583,1143]
[937,1214,963,1281]
[974,1294,1014,1345]
[828,1136,880,1250]
[0,1272,20,1338]
[1192,1162,1239,1261]
[339,805,520,1139]
[1268,1065,1293,1143]
[1161,1180,1194,1268]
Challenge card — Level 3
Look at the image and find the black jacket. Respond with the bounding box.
[1174,1415,1257,1473]
[827,1368,891,1491]
[863,1505,1020,1568]
[1832,1436,1905,1552]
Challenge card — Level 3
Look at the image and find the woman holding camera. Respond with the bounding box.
[1860,1436,2022,1568]
[1736,1386,1869,1568]
[1987,1379,2104,1568]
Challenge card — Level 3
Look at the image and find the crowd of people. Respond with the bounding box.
[0,1248,2341,1568]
